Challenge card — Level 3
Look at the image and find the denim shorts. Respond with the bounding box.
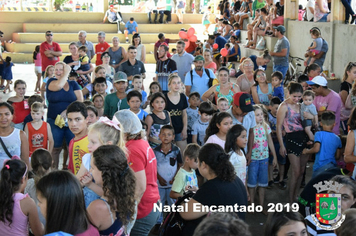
[247,159,268,188]
[269,141,286,165]
[174,132,183,141]
[318,13,329,22]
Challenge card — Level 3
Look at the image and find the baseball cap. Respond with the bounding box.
[273,25,286,34]
[194,55,205,62]
[110,4,114,7]
[306,76,328,86]
[113,71,127,83]
[233,92,253,113]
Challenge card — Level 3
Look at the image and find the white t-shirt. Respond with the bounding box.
[229,151,247,184]
[82,153,92,171]
[306,0,315,21]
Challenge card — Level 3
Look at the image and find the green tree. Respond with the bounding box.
[54,0,69,11]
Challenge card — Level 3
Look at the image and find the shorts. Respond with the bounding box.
[127,29,136,34]
[269,141,286,165]
[310,49,320,56]
[317,13,329,22]
[34,66,42,74]
[285,131,308,156]
[302,119,313,128]
[247,159,268,188]
[0,63,3,77]
[177,1,184,9]
[174,132,184,141]
[203,20,210,25]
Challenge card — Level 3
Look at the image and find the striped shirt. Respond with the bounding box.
[155,58,177,92]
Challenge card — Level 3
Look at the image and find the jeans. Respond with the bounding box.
[247,159,269,188]
[130,203,160,236]
[273,65,289,81]
[341,0,355,21]
[47,117,74,148]
[157,187,174,224]
[83,187,100,208]
[312,162,336,178]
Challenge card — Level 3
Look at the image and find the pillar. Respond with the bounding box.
[284,0,298,20]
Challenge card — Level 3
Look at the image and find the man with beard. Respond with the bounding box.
[119,45,146,88]
[184,55,216,97]
[172,41,194,84]
[155,44,178,93]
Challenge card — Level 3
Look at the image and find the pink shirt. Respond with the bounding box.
[0,193,29,236]
[313,90,342,135]
[34,53,42,67]
[205,134,225,149]
[205,61,217,73]
[75,224,99,236]
[283,103,303,133]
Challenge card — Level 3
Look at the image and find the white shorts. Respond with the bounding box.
[34,66,42,74]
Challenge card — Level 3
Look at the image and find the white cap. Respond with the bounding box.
[306,76,328,86]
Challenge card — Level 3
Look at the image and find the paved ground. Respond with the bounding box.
[5,64,314,236]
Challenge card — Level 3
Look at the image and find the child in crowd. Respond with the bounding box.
[82,76,109,99]
[2,56,14,94]
[270,71,284,101]
[193,47,203,56]
[127,75,148,108]
[225,124,248,185]
[145,92,172,148]
[92,94,104,117]
[87,145,136,235]
[202,6,212,35]
[154,125,182,223]
[165,74,189,154]
[83,100,94,107]
[304,28,323,66]
[217,97,229,112]
[7,80,30,130]
[24,102,54,157]
[127,90,148,120]
[192,101,214,146]
[300,90,318,143]
[0,159,44,236]
[248,105,277,214]
[170,143,200,199]
[69,72,82,89]
[86,105,99,126]
[221,43,231,66]
[268,97,286,189]
[77,116,126,207]
[33,45,42,94]
[172,48,177,55]
[104,71,129,119]
[251,69,273,107]
[22,94,44,129]
[40,65,54,100]
[187,92,201,143]
[148,81,162,104]
[77,45,91,87]
[232,22,241,40]
[303,111,342,178]
[124,17,138,43]
[205,112,233,149]
[36,171,99,235]
[66,101,89,175]
[24,148,52,226]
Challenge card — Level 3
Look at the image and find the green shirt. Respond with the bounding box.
[104,93,129,119]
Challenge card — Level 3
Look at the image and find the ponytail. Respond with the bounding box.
[31,148,52,184]
[199,143,236,182]
[0,160,27,225]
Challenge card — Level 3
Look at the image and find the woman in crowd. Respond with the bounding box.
[46,62,83,169]
[251,69,273,106]
[202,67,240,107]
[180,143,248,236]
[235,50,271,78]
[305,63,321,80]
[105,36,126,72]
[203,49,217,73]
[132,33,146,63]
[100,52,116,83]
[340,62,356,134]
[36,171,99,235]
[264,211,307,236]
[276,82,307,204]
[236,58,255,94]
[0,102,29,170]
[314,0,330,22]
[114,110,160,236]
[63,42,93,79]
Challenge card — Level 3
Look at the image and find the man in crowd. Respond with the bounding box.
[77,30,95,60]
[270,25,290,79]
[40,30,62,77]
[95,31,110,66]
[171,41,194,83]
[103,4,125,34]
[119,45,146,87]
[155,44,178,93]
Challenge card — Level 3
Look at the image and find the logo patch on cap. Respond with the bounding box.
[245,98,251,105]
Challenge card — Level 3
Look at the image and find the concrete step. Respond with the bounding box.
[2,52,156,64]
[5,42,157,53]
[23,23,194,34]
[13,32,179,44]
[0,12,204,24]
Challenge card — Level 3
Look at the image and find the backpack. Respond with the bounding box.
[158,191,195,236]
[190,68,214,88]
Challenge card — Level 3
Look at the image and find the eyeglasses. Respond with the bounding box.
[46,34,53,36]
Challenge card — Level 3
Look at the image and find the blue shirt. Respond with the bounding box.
[135,108,148,121]
[273,86,284,101]
[191,117,209,146]
[184,68,215,97]
[125,21,138,31]
[313,131,342,172]
[215,36,227,51]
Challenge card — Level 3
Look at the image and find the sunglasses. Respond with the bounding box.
[46,34,53,36]
[257,73,266,78]
[102,55,110,58]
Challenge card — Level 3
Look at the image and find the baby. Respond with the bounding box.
[304,28,323,66]
[301,90,318,143]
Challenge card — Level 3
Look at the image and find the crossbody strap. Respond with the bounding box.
[0,137,13,158]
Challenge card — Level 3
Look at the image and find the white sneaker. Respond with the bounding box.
[118,30,123,34]
[126,39,129,43]
[120,21,125,25]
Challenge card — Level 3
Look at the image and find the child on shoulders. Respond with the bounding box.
[300,90,318,143]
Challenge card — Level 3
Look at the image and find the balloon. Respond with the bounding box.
[189,35,197,42]
[185,40,190,49]
[179,31,187,39]
[220,48,228,57]
[213,43,218,50]
[187,27,195,37]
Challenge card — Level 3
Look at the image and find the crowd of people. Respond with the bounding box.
[1,1,356,236]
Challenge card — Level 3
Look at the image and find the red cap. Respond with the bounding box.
[110,4,114,7]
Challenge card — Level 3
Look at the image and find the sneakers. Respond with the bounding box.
[267,180,274,189]
[125,39,129,43]
[120,21,125,25]
[278,181,287,190]
[273,175,280,184]
[118,30,122,34]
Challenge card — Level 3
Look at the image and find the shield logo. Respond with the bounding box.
[315,193,342,225]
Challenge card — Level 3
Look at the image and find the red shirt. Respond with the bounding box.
[10,100,30,124]
[154,39,172,61]
[40,41,61,72]
[27,121,48,157]
[95,42,110,65]
[126,139,160,219]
